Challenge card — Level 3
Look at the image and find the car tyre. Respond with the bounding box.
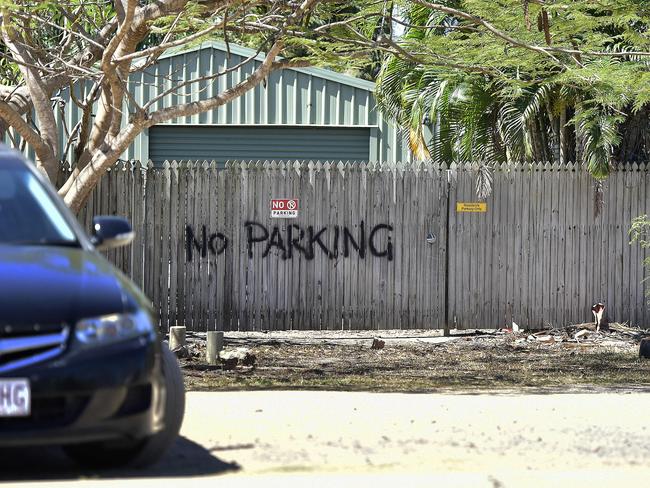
[64,346,185,469]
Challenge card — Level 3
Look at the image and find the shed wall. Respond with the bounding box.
[149,126,371,166]
[46,42,409,165]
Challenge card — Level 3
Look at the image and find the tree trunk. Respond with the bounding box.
[615,106,650,163]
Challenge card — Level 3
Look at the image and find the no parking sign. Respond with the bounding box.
[270,198,299,218]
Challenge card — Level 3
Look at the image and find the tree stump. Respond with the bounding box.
[169,326,186,352]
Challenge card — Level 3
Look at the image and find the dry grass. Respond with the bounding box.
[180,335,650,393]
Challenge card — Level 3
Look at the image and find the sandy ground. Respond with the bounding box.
[3,390,650,487]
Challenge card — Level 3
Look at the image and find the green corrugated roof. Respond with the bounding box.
[157,40,376,92]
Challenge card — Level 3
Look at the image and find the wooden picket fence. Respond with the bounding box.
[70,160,650,331]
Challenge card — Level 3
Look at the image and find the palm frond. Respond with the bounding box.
[574,106,623,178]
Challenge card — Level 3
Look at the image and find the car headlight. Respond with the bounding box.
[75,310,153,346]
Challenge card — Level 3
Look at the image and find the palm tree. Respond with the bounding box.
[376,1,650,192]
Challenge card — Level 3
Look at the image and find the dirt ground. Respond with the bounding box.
[178,327,650,392]
[6,391,650,487]
[4,330,650,486]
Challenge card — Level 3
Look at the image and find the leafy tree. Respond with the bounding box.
[374,0,650,184]
[0,0,381,212]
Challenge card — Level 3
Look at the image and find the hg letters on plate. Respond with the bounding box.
[0,379,31,417]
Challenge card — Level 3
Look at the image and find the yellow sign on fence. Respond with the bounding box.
[456,202,487,213]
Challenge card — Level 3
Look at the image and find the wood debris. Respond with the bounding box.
[511,322,650,348]
[220,347,257,369]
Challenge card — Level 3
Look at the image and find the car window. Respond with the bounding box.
[0,166,77,245]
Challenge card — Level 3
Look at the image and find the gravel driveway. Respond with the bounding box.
[3,390,650,487]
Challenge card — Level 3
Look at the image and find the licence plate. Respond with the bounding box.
[0,379,31,417]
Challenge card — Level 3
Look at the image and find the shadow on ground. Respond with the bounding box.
[0,436,240,481]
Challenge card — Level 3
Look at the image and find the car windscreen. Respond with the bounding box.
[0,166,77,246]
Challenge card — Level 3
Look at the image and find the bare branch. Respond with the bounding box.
[13,11,105,51]
[271,59,312,69]
[377,35,499,75]
[116,20,226,63]
[147,41,284,124]
[58,81,102,195]
[0,100,54,165]
[142,46,263,111]
[1,11,59,178]
[133,0,191,28]
[411,0,564,65]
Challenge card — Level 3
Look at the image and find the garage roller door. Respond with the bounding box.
[149,126,370,166]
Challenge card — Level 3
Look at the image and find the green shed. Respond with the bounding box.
[57,41,412,166]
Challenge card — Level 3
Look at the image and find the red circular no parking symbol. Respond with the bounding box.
[270,198,299,218]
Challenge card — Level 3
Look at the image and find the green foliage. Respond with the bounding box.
[378,0,650,175]
[0,0,115,85]
[574,106,623,178]
[0,1,385,86]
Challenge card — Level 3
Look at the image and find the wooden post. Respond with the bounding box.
[443,170,452,337]
[169,326,186,351]
[206,331,224,365]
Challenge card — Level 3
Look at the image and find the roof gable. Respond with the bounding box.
[157,40,376,92]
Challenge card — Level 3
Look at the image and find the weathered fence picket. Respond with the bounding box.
[68,161,650,332]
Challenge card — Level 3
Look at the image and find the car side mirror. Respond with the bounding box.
[92,216,134,251]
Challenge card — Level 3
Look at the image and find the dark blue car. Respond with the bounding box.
[0,146,185,468]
